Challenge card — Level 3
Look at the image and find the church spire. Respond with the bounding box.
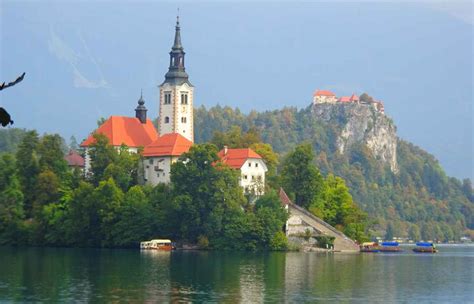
[173,14,182,50]
[162,14,192,86]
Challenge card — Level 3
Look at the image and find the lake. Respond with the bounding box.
[0,245,473,303]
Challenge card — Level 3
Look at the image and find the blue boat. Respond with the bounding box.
[379,241,402,252]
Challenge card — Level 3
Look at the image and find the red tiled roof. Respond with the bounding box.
[339,96,351,103]
[350,94,359,101]
[81,116,158,148]
[143,133,193,157]
[279,188,292,206]
[313,90,336,97]
[217,148,262,169]
[64,150,85,167]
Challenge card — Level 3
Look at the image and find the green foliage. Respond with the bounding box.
[281,144,324,209]
[270,231,288,250]
[315,236,335,248]
[0,128,28,154]
[194,105,473,241]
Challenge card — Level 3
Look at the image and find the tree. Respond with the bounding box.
[109,186,155,247]
[170,144,246,242]
[281,144,324,208]
[87,133,117,185]
[37,134,69,178]
[15,130,40,217]
[0,154,25,244]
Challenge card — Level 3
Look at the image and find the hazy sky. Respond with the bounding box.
[0,1,472,179]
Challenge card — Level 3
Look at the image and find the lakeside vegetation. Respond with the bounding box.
[194,105,474,241]
[0,128,368,249]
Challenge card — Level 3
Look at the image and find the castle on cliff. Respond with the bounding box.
[313,89,385,114]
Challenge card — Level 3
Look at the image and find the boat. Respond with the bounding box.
[412,242,438,253]
[360,242,380,252]
[140,239,176,251]
[379,241,402,252]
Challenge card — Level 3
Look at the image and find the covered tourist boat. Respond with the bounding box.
[412,242,438,253]
[379,241,402,252]
[140,239,176,251]
[360,242,380,252]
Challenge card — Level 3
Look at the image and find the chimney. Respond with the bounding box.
[224,145,228,156]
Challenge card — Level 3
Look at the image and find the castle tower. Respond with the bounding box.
[159,16,194,142]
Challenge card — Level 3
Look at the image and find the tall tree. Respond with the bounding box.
[281,143,324,208]
[0,154,25,244]
[15,130,40,217]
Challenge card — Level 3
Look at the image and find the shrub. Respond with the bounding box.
[270,231,288,251]
[315,235,335,248]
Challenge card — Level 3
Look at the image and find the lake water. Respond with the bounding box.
[0,245,473,303]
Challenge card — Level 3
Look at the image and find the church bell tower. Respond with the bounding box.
[159,16,194,142]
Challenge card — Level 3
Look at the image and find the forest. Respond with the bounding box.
[194,105,474,241]
[0,127,368,249]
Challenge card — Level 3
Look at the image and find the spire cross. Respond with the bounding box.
[177,8,180,25]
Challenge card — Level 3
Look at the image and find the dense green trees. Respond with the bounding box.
[194,105,473,241]
[0,132,288,250]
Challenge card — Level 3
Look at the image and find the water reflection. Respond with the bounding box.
[0,246,473,302]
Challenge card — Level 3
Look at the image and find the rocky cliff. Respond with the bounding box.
[312,103,398,173]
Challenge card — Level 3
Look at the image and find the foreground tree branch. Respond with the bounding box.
[0,72,26,126]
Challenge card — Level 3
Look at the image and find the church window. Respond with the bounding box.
[165,116,170,123]
[181,93,188,105]
[255,163,258,168]
[164,93,171,104]
[248,162,252,167]
[149,159,153,165]
[181,117,187,123]
[244,175,248,180]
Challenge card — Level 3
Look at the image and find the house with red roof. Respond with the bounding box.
[80,94,159,172]
[313,89,337,105]
[349,94,359,103]
[142,133,193,184]
[217,147,268,195]
[64,150,85,170]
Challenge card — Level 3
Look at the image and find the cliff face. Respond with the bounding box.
[312,103,398,173]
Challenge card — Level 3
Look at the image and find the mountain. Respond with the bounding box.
[194,103,473,241]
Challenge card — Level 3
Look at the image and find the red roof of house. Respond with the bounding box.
[64,150,85,167]
[313,90,336,97]
[81,116,158,148]
[279,188,292,206]
[143,133,193,157]
[350,94,359,101]
[217,148,262,169]
[339,96,351,103]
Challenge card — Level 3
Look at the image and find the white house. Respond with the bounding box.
[142,133,193,185]
[217,147,268,196]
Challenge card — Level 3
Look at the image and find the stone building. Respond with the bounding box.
[142,133,193,184]
[313,90,337,104]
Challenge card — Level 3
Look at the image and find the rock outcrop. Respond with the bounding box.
[313,103,398,173]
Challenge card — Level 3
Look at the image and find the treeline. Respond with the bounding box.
[194,105,474,241]
[0,131,288,249]
[0,126,369,248]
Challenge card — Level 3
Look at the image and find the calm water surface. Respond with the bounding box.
[0,245,473,303]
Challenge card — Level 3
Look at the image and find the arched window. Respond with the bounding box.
[164,116,170,124]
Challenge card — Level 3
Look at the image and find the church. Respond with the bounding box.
[81,17,267,193]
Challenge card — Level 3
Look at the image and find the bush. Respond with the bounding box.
[270,231,288,251]
[315,235,335,248]
[197,235,209,249]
